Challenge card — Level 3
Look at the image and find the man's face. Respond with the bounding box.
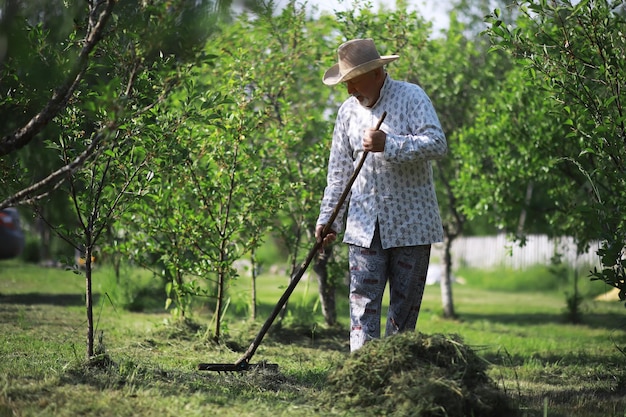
[345,69,381,108]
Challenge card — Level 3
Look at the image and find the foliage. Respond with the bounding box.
[0,0,232,357]
[117,61,281,330]
[477,0,626,303]
[455,65,560,234]
[0,0,215,198]
[198,2,340,325]
[116,0,338,337]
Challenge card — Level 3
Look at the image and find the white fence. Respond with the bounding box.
[432,234,602,270]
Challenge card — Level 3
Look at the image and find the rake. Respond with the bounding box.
[198,111,387,373]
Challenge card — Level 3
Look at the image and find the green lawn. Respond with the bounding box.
[1,259,625,416]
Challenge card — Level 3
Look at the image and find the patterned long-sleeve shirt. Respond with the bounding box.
[317,75,447,249]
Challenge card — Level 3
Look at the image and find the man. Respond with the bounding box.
[315,39,447,351]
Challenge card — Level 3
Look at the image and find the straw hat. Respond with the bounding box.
[323,39,399,86]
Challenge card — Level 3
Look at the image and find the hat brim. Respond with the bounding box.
[322,55,399,86]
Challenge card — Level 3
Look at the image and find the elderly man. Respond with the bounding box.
[315,38,447,351]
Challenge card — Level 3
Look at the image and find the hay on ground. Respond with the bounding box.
[594,286,621,302]
[322,332,518,417]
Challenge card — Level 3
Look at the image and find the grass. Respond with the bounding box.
[1,258,625,416]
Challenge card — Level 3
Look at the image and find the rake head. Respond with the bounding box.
[197,360,279,373]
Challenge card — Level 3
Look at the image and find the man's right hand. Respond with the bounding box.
[315,224,337,251]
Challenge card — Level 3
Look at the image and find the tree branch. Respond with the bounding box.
[0,0,116,157]
[0,125,113,210]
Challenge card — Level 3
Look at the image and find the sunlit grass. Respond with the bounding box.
[1,259,625,417]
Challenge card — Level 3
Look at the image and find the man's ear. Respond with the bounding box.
[375,67,385,80]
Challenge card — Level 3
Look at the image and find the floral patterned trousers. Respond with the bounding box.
[348,224,431,351]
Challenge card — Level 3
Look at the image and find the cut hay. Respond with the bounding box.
[594,286,621,302]
[322,332,518,417]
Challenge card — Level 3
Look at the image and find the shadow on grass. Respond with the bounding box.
[460,311,626,331]
[510,374,626,417]
[514,384,626,417]
[265,323,349,353]
[0,292,87,306]
[0,288,167,313]
[206,298,350,353]
[482,350,626,417]
[59,361,308,400]
[483,349,626,368]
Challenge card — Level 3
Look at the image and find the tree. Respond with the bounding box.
[198,1,339,326]
[462,0,626,302]
[0,0,228,359]
[52,131,150,358]
[117,0,334,339]
[0,0,237,209]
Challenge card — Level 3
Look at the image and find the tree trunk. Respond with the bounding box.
[517,181,534,235]
[36,215,51,262]
[278,228,303,325]
[440,235,457,319]
[85,244,94,358]
[175,270,186,319]
[250,248,258,320]
[214,268,224,342]
[313,245,336,326]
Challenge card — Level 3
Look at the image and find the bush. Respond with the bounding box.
[96,265,166,313]
[20,236,41,264]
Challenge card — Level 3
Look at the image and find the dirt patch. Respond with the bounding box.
[322,332,518,417]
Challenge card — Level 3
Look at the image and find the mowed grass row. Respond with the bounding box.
[1,259,625,416]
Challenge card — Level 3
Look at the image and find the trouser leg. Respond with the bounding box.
[385,244,431,337]
[348,227,387,352]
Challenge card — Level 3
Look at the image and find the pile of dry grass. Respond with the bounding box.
[322,332,518,417]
